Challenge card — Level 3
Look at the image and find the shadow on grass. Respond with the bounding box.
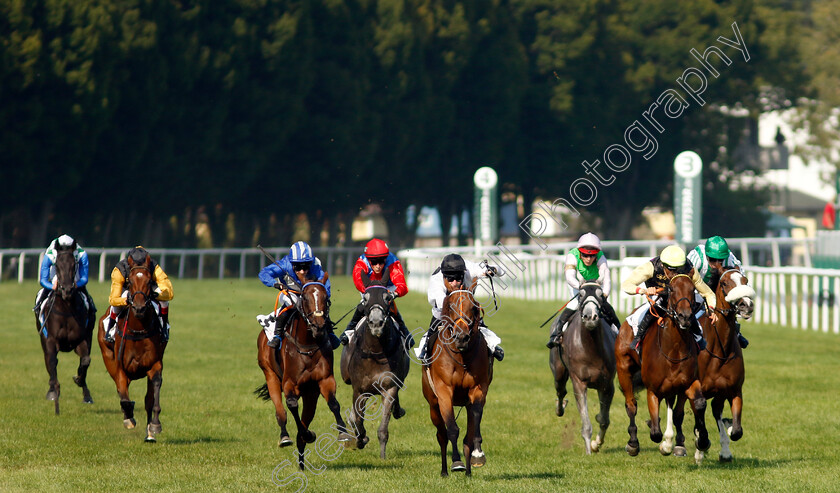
[489,471,563,481]
[166,436,241,445]
[329,463,401,471]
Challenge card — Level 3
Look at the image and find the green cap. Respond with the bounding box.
[704,236,730,260]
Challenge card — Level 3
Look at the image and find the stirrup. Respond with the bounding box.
[267,336,281,349]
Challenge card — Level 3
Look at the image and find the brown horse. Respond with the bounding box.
[698,268,755,462]
[97,252,166,442]
[339,268,410,459]
[549,282,616,454]
[422,281,493,477]
[256,280,352,470]
[36,247,94,415]
[615,273,711,463]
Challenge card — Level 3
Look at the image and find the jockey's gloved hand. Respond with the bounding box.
[486,266,498,277]
[273,282,283,290]
[150,289,160,301]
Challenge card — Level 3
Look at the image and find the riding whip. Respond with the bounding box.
[257,244,292,291]
[539,298,572,328]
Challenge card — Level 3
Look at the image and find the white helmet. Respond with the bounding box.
[577,232,601,253]
[57,234,75,247]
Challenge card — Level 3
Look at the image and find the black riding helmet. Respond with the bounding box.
[440,254,466,278]
[127,246,149,264]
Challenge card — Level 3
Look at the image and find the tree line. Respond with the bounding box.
[1,0,830,248]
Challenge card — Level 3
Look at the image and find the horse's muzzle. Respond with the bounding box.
[455,333,471,352]
[737,298,754,320]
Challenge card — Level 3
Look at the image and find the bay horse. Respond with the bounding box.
[549,282,616,454]
[697,268,755,462]
[36,247,94,415]
[421,279,493,477]
[256,279,353,470]
[97,252,166,442]
[615,273,711,463]
[340,268,410,459]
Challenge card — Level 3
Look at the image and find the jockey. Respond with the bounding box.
[417,253,505,363]
[103,246,174,343]
[546,232,621,348]
[33,234,96,330]
[621,245,718,352]
[687,235,749,348]
[339,238,414,347]
[258,241,339,350]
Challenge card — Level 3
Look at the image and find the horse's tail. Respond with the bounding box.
[254,383,271,401]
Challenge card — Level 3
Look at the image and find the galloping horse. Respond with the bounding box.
[422,280,493,477]
[97,252,166,442]
[549,282,616,454]
[615,274,710,463]
[698,269,755,462]
[36,247,94,415]
[340,268,410,459]
[256,279,352,470]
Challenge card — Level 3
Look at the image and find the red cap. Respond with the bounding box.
[579,247,599,255]
[365,238,389,257]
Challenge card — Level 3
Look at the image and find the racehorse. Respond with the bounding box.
[549,282,616,454]
[97,252,166,442]
[615,273,711,463]
[421,279,493,477]
[255,279,353,470]
[697,268,755,462]
[340,268,410,459]
[36,247,94,415]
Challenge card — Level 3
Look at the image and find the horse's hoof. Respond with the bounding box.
[673,446,687,457]
[659,442,673,456]
[590,441,601,453]
[357,436,370,450]
[46,391,57,401]
[83,396,94,404]
[393,406,406,420]
[695,449,705,465]
[124,418,136,429]
[719,454,733,463]
[451,461,466,472]
[730,428,743,441]
[555,399,568,417]
[149,423,162,434]
[650,431,662,443]
[625,444,639,456]
[337,432,353,442]
[470,450,486,467]
[279,435,293,447]
[304,430,316,444]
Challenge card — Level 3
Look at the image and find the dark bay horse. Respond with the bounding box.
[340,268,410,459]
[698,269,755,462]
[36,247,94,415]
[256,280,352,470]
[97,252,166,442]
[549,282,616,454]
[421,281,493,477]
[615,274,710,463]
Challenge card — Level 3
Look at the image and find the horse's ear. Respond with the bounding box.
[363,292,370,303]
[127,255,135,267]
[321,271,329,284]
[361,270,371,287]
[468,277,478,293]
[381,266,391,286]
[144,253,151,266]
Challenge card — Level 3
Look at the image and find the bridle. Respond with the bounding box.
[297,282,330,332]
[441,289,481,361]
[662,273,695,327]
[127,263,152,313]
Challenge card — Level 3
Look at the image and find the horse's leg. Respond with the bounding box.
[571,376,593,455]
[686,380,710,464]
[615,328,640,456]
[591,381,614,453]
[73,340,93,404]
[295,391,319,471]
[144,364,163,442]
[429,403,449,477]
[712,396,732,462]
[672,394,687,457]
[550,348,569,417]
[352,389,369,450]
[378,386,399,460]
[659,397,676,456]
[42,337,60,414]
[320,377,352,442]
[466,388,486,471]
[261,367,291,447]
[646,389,663,443]
[729,390,744,442]
[437,393,464,473]
[116,371,136,429]
[284,383,314,452]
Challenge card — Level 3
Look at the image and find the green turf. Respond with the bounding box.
[1,277,839,492]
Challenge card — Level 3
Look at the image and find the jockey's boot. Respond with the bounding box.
[161,308,170,342]
[83,289,97,333]
[690,315,707,351]
[33,288,49,314]
[267,309,294,349]
[340,304,364,346]
[392,310,415,348]
[325,317,341,350]
[546,308,574,348]
[735,321,749,349]
[632,309,656,354]
[492,346,505,361]
[103,307,119,343]
[419,317,441,364]
[601,301,622,334]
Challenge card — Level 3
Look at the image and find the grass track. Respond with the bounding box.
[1,277,839,492]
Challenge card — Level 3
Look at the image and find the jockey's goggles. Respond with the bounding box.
[369,256,387,265]
[444,273,463,282]
[292,262,311,272]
